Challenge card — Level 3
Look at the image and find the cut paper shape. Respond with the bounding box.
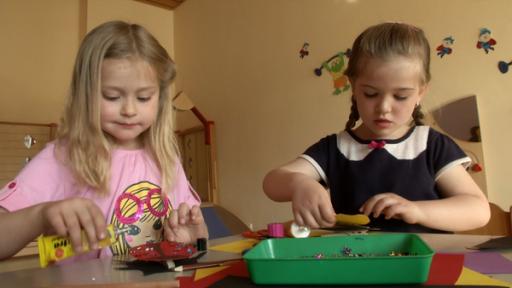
[456,267,512,287]
[437,36,454,58]
[470,236,512,250]
[209,238,258,253]
[477,28,497,54]
[194,265,230,281]
[465,252,512,274]
[425,253,465,285]
[179,260,248,288]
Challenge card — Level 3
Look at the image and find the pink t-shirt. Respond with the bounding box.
[0,142,200,258]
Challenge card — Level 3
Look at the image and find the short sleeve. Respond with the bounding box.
[428,129,471,180]
[168,162,201,209]
[0,143,76,211]
[298,134,337,184]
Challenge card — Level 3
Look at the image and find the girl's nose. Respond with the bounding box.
[121,99,137,116]
[376,96,392,114]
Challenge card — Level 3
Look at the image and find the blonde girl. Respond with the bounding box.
[0,21,207,260]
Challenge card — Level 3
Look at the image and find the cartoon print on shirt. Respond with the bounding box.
[110,181,172,255]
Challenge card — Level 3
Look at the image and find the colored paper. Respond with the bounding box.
[194,266,230,281]
[465,252,512,274]
[425,253,465,285]
[456,267,512,287]
[209,239,258,253]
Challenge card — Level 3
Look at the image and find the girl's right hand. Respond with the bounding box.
[291,179,336,229]
[41,197,107,253]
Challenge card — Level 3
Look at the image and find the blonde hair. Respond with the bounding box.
[344,22,430,130]
[57,21,179,195]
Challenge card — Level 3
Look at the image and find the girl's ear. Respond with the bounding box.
[418,83,429,101]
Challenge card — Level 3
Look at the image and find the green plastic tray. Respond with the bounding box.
[243,233,434,285]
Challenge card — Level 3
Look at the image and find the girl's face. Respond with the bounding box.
[100,58,159,149]
[350,56,427,140]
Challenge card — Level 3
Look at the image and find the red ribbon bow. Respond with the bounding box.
[368,140,386,149]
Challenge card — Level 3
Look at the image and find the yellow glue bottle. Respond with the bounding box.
[37,224,118,267]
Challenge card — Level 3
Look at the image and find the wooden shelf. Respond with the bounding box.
[135,0,186,10]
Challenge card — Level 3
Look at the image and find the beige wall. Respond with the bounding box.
[0,0,174,124]
[174,0,512,229]
[0,0,79,124]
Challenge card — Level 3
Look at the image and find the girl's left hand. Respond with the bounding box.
[164,203,208,244]
[359,193,425,224]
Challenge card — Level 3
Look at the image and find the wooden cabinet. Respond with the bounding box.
[0,122,57,189]
[0,122,57,258]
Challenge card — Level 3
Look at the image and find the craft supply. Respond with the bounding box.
[173,259,240,272]
[38,224,122,268]
[267,223,284,238]
[243,234,434,285]
[289,213,371,238]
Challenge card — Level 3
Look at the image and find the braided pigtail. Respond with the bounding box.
[345,97,360,130]
[412,104,425,126]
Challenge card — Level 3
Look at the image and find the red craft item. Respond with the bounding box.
[129,240,197,262]
[242,229,269,240]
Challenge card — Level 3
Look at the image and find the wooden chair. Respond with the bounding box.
[459,202,511,236]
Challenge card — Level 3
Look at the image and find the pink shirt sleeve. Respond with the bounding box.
[0,143,76,211]
[169,162,201,209]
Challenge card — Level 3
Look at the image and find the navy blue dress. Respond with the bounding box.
[300,126,470,233]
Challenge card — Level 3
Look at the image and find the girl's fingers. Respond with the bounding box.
[177,203,190,225]
[294,212,304,227]
[319,202,336,227]
[77,210,98,250]
[62,212,83,253]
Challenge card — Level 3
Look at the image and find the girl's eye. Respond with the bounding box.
[394,95,408,101]
[363,92,378,98]
[137,97,151,102]
[103,95,120,101]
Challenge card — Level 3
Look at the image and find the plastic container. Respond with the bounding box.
[243,233,434,285]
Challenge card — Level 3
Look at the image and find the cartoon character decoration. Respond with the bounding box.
[476,28,496,54]
[110,182,171,255]
[299,42,310,59]
[436,36,454,58]
[314,49,351,95]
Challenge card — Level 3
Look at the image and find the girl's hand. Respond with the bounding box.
[164,203,208,244]
[359,193,425,224]
[41,197,107,253]
[292,179,336,229]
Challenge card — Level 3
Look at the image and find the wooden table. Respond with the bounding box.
[0,234,510,287]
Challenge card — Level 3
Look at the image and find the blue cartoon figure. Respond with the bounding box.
[476,28,496,54]
[436,36,454,58]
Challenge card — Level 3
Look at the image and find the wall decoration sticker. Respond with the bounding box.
[476,28,497,54]
[436,36,454,58]
[498,60,511,74]
[299,42,310,59]
[314,49,351,95]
